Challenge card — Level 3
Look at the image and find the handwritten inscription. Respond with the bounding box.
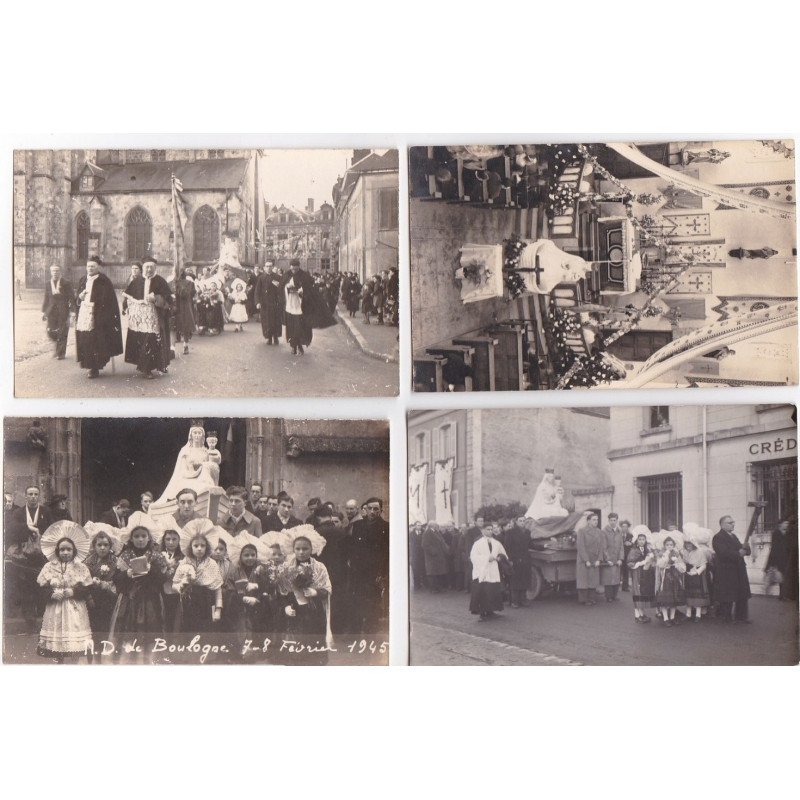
[84,636,389,664]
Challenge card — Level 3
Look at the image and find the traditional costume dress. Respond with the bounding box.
[280,554,333,665]
[469,535,507,618]
[576,523,604,604]
[109,536,169,646]
[173,555,223,633]
[224,557,276,639]
[626,538,656,617]
[123,270,173,375]
[682,545,710,612]
[84,547,118,643]
[228,280,249,326]
[655,550,686,609]
[36,557,93,658]
[161,547,183,633]
[75,265,123,374]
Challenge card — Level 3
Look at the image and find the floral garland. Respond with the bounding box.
[502,234,527,299]
[574,144,670,248]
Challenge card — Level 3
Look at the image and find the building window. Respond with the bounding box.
[79,174,94,192]
[639,473,682,532]
[433,422,458,467]
[321,257,330,270]
[76,212,90,263]
[125,206,152,260]
[208,149,225,159]
[150,149,166,161]
[414,431,430,465]
[648,406,670,429]
[751,458,798,532]
[193,205,220,261]
[379,188,398,230]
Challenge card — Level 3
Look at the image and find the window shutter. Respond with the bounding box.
[432,428,439,463]
[449,422,458,467]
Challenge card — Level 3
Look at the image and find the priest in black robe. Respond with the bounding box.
[123,256,173,378]
[348,498,389,633]
[255,263,284,345]
[75,256,123,378]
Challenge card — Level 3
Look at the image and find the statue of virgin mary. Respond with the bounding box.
[152,425,220,505]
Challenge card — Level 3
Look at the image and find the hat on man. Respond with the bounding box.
[87,255,104,266]
[289,258,301,267]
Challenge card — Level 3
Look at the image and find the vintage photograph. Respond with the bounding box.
[409,140,797,391]
[408,405,798,665]
[13,147,399,398]
[3,417,390,665]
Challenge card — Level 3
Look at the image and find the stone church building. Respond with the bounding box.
[13,148,260,288]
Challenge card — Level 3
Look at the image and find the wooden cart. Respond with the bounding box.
[527,544,577,600]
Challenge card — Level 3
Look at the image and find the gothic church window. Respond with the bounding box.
[125,206,152,260]
[193,205,220,261]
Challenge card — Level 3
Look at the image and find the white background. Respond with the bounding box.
[0,1,797,797]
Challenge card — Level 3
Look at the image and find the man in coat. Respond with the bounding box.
[221,486,263,537]
[420,521,450,593]
[504,516,532,607]
[123,256,173,378]
[712,515,752,622]
[349,497,390,633]
[42,264,76,359]
[600,512,625,602]
[255,263,284,346]
[99,498,131,528]
[261,492,303,533]
[75,256,123,379]
[5,486,52,626]
[171,488,203,529]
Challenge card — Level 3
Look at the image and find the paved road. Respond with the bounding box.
[411,588,799,666]
[14,292,399,398]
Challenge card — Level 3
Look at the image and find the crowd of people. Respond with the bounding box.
[410,512,798,624]
[340,268,399,326]
[40,255,399,378]
[4,484,389,664]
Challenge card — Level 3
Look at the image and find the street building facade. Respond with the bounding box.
[262,199,334,271]
[408,407,613,526]
[334,149,399,281]
[607,404,797,593]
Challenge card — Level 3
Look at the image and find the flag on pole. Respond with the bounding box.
[171,174,189,284]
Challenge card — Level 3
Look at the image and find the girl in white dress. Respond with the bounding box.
[36,527,93,662]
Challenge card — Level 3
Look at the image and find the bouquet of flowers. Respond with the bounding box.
[503,235,528,299]
[290,562,314,591]
[547,182,580,217]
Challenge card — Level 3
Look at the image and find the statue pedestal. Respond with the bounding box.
[149,485,229,526]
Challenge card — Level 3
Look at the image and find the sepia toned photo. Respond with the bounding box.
[408,405,798,665]
[409,140,797,391]
[13,147,399,398]
[3,417,390,665]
